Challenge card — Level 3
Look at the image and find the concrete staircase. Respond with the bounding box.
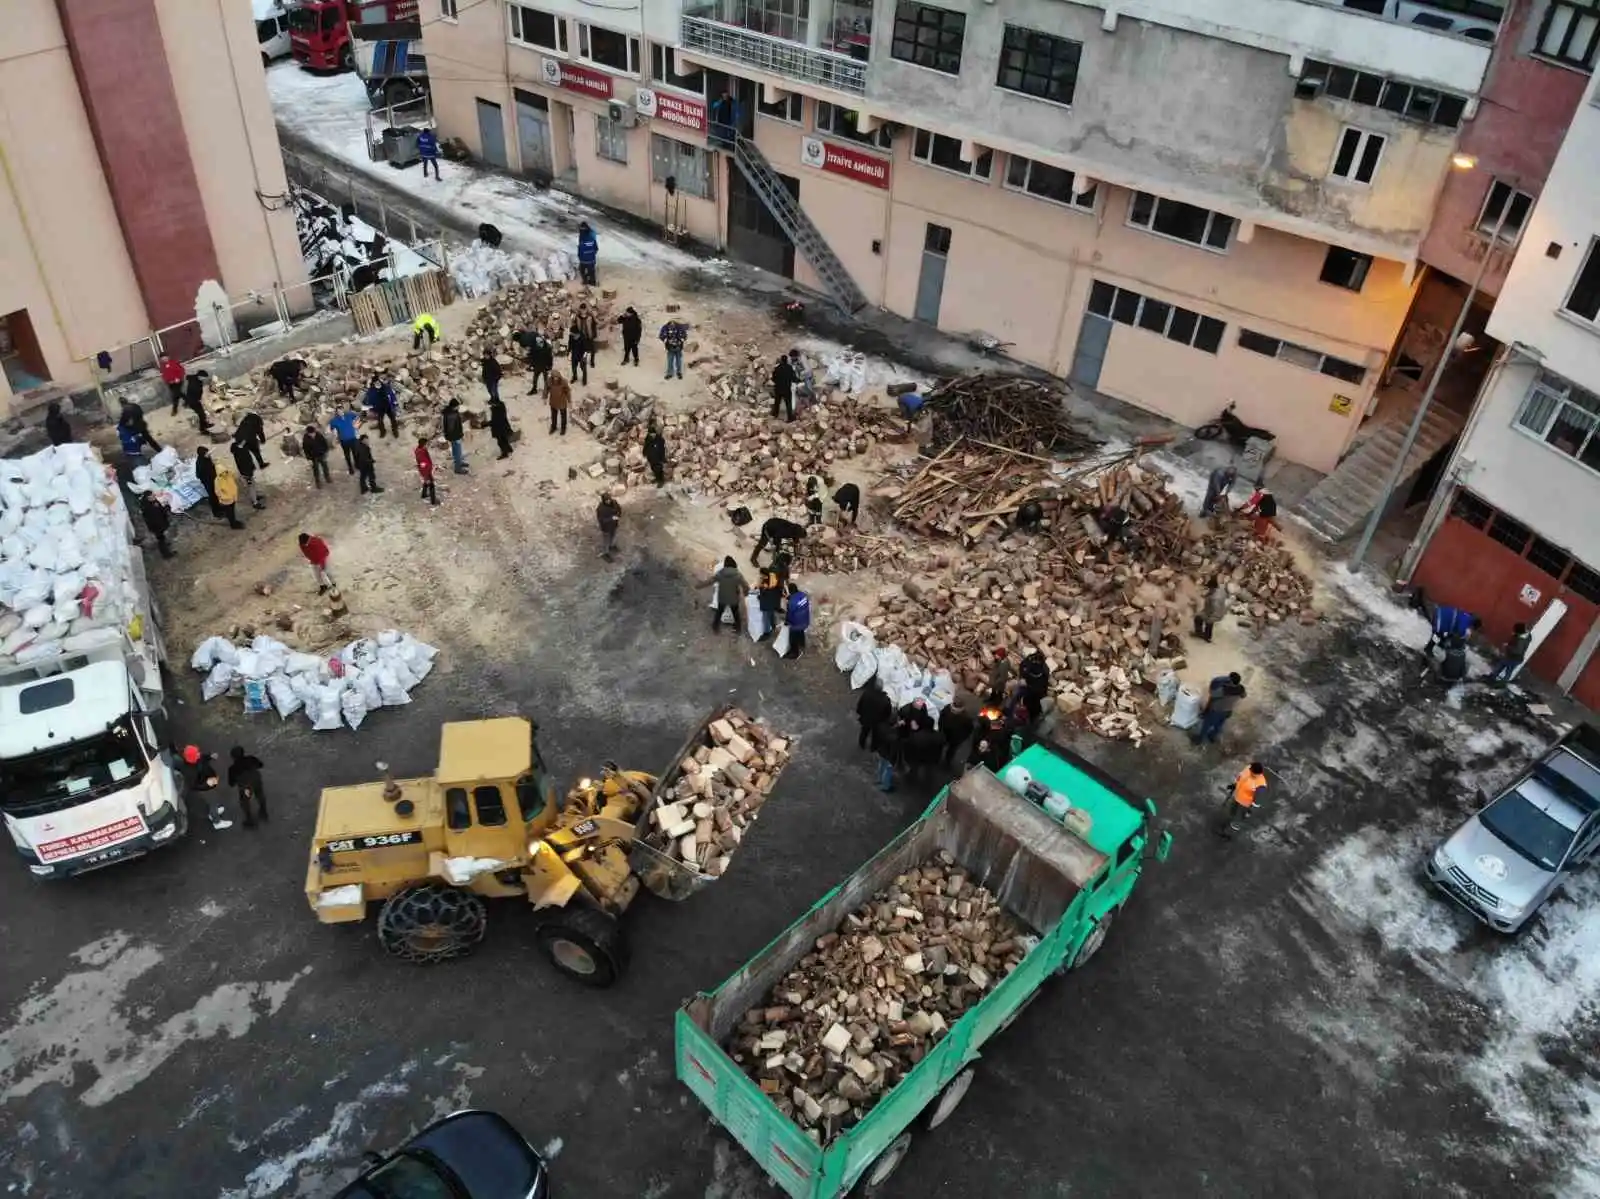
[730,133,867,316]
[1296,402,1465,541]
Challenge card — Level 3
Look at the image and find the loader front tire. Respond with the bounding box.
[377,885,487,963]
[536,907,626,987]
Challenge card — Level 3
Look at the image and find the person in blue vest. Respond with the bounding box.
[328,406,361,474]
[783,581,811,661]
[898,389,926,432]
[1425,597,1478,659]
[417,126,441,179]
[576,221,598,286]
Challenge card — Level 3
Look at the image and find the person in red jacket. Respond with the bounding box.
[160,354,186,414]
[414,437,439,506]
[298,532,335,594]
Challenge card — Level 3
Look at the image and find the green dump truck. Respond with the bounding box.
[676,741,1171,1196]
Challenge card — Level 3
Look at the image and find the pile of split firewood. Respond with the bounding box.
[793,525,909,576]
[727,851,1026,1140]
[643,711,791,878]
[925,373,1102,457]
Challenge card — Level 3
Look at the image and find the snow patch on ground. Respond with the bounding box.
[1328,564,1430,650]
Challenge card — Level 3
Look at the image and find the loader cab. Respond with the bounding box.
[437,718,558,863]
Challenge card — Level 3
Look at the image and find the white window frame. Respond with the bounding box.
[509,4,567,54]
[1329,126,1386,186]
[577,22,642,76]
[1514,369,1600,474]
[440,0,458,20]
[758,91,805,125]
[1477,178,1535,244]
[595,116,629,164]
[651,134,715,200]
[1003,155,1095,212]
[1562,236,1600,324]
[1534,0,1600,71]
[911,128,992,181]
[1126,191,1235,254]
[648,43,705,96]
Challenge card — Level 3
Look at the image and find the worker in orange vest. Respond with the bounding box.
[1216,761,1268,839]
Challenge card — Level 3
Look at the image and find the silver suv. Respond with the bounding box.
[1426,724,1600,934]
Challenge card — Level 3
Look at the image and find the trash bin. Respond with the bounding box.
[385,126,421,169]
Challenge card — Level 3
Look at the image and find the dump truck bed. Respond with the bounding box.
[677,767,1107,1198]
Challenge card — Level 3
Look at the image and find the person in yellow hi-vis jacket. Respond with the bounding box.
[412,312,441,352]
[213,467,244,530]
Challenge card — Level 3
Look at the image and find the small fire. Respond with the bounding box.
[978,706,1003,724]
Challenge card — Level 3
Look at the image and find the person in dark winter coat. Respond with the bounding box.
[805,477,824,526]
[903,726,946,787]
[230,440,266,510]
[195,446,220,516]
[577,221,598,285]
[364,374,399,438]
[702,556,749,633]
[619,307,643,366]
[417,127,441,179]
[353,435,382,494]
[1194,576,1229,642]
[577,306,598,368]
[567,324,589,386]
[1489,623,1533,684]
[833,482,861,525]
[751,516,806,566]
[939,699,975,767]
[597,494,621,557]
[268,358,305,399]
[480,351,502,402]
[441,399,468,473]
[968,730,1008,774]
[783,582,811,659]
[897,698,936,734]
[183,371,214,432]
[875,722,901,792]
[986,648,1012,704]
[643,420,667,486]
[488,397,514,458]
[139,492,175,559]
[659,320,687,380]
[855,678,893,751]
[227,746,268,828]
[770,355,797,422]
[119,400,160,452]
[1200,465,1237,517]
[302,425,331,488]
[45,401,72,446]
[524,331,554,395]
[1020,649,1050,700]
[234,411,268,468]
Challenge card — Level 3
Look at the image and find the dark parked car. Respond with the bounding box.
[334,1110,549,1198]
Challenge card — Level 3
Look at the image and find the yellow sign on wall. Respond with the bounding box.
[1329,394,1354,416]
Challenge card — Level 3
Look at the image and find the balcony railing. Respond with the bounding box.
[681,4,869,96]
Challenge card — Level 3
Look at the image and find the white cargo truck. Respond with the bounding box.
[0,445,186,877]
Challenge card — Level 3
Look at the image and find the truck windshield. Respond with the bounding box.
[289,7,336,33]
[0,717,149,818]
[1480,792,1575,871]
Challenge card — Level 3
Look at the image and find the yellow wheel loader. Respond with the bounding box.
[304,711,727,986]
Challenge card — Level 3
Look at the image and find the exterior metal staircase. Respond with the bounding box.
[1295,401,1465,541]
[731,133,867,315]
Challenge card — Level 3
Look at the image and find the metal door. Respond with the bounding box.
[514,90,552,177]
[1070,312,1112,390]
[914,224,950,324]
[727,167,796,278]
[476,99,508,168]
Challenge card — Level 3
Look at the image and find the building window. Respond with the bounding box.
[815,102,892,148]
[1237,328,1366,383]
[1527,536,1573,580]
[925,223,952,255]
[759,91,804,123]
[912,129,993,179]
[1306,59,1467,129]
[578,23,640,74]
[508,4,566,53]
[595,116,629,163]
[1449,490,1493,529]
[1515,369,1600,472]
[1569,562,1600,605]
[996,26,1082,106]
[1320,246,1373,292]
[1330,127,1385,184]
[1563,237,1600,322]
[651,134,714,200]
[440,0,458,18]
[1127,192,1236,252]
[891,3,965,75]
[1535,0,1600,70]
[1487,511,1532,555]
[1477,179,1534,242]
[1004,156,1096,211]
[1087,280,1226,354]
[649,44,704,93]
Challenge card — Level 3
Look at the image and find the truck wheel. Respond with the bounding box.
[857,1131,912,1193]
[535,907,627,987]
[1071,911,1115,969]
[378,885,487,963]
[339,44,354,71]
[924,1068,975,1130]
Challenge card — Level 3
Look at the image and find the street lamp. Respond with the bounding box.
[1349,154,1513,567]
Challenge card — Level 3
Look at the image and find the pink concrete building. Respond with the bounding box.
[0,0,305,416]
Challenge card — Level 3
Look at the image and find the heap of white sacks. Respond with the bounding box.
[127,447,208,514]
[0,445,146,669]
[192,630,438,731]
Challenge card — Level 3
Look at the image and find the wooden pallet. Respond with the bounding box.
[347,268,455,336]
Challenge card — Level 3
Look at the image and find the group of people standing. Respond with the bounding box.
[700,546,813,659]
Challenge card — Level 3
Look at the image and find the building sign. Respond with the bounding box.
[800,135,890,189]
[1519,583,1542,607]
[540,57,614,100]
[1329,394,1354,416]
[635,87,707,133]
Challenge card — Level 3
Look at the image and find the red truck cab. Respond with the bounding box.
[290,0,418,71]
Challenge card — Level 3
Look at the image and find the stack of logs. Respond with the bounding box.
[925,373,1102,456]
[644,711,792,877]
[794,525,912,576]
[728,851,1026,1141]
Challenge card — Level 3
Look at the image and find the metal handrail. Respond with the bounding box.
[681,13,867,95]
